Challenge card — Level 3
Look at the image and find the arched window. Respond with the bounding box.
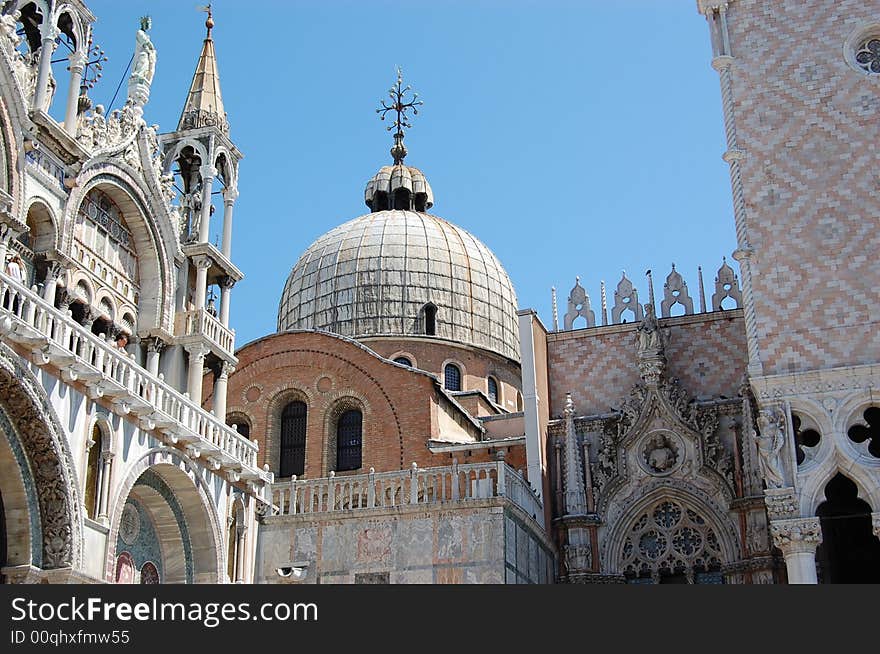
[516,391,523,412]
[423,303,437,336]
[336,409,362,472]
[84,423,103,520]
[140,562,160,584]
[280,401,307,478]
[444,363,462,391]
[487,376,499,404]
[393,356,412,367]
[75,189,140,308]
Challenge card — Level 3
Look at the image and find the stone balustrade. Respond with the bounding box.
[269,460,544,528]
[176,307,235,355]
[0,270,269,490]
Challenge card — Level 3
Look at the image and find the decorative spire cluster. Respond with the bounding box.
[377,68,423,164]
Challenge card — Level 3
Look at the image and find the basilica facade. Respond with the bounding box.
[0,0,878,585]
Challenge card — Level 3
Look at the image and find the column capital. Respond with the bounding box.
[100,450,115,464]
[217,361,234,379]
[185,343,210,361]
[219,275,235,290]
[770,517,822,555]
[697,0,730,15]
[872,512,880,540]
[68,50,88,70]
[200,164,217,181]
[145,336,167,355]
[192,254,212,270]
[764,487,798,521]
[40,25,60,43]
[223,188,239,203]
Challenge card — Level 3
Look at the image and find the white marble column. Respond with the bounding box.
[0,223,11,265]
[193,255,211,310]
[42,262,62,306]
[234,525,246,584]
[219,277,233,327]
[145,338,164,377]
[33,26,60,112]
[186,344,209,405]
[96,450,114,525]
[197,165,216,244]
[63,50,87,134]
[221,188,237,259]
[212,362,232,418]
[770,517,822,584]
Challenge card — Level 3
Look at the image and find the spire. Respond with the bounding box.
[377,68,423,164]
[178,5,228,134]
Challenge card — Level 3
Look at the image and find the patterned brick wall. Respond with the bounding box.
[724,0,880,375]
[546,311,747,417]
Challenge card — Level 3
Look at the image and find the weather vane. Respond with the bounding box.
[198,4,214,35]
[376,68,423,164]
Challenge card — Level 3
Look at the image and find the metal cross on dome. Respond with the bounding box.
[376,68,423,164]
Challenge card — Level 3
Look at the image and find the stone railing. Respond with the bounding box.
[0,271,269,489]
[269,460,544,528]
[176,308,235,355]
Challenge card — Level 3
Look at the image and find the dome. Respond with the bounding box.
[277,209,520,361]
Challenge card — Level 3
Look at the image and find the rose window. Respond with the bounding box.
[855,37,880,74]
[621,499,724,583]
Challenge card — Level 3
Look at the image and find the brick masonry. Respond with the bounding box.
[725,0,880,375]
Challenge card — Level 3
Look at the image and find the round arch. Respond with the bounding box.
[64,171,173,334]
[105,447,223,584]
[323,394,369,475]
[22,197,58,254]
[0,342,82,571]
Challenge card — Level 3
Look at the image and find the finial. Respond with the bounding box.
[377,67,423,165]
[199,4,213,37]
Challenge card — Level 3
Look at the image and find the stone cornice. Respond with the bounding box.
[751,363,879,401]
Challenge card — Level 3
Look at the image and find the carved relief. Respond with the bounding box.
[640,431,681,475]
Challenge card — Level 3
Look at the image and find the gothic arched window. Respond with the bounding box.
[621,500,724,584]
[444,363,461,392]
[336,409,363,472]
[279,401,307,478]
[487,376,499,404]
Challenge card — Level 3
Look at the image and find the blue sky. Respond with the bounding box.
[77,0,735,346]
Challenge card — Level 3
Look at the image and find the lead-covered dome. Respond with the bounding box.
[277,204,520,361]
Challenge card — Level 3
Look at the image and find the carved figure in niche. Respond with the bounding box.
[754,408,786,489]
[187,182,203,241]
[91,105,108,148]
[644,433,677,473]
[636,303,663,354]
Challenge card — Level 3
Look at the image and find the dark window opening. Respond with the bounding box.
[393,356,412,367]
[444,364,461,392]
[84,425,102,520]
[414,193,427,212]
[815,473,880,583]
[280,401,307,478]
[488,376,499,404]
[393,188,411,210]
[336,409,362,472]
[92,316,112,338]
[228,420,250,439]
[423,304,437,336]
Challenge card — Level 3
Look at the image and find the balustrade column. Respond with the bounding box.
[63,51,87,134]
[221,189,237,259]
[219,277,233,327]
[186,344,209,405]
[197,166,216,244]
[770,517,822,584]
[33,26,60,112]
[213,361,232,418]
[96,450,114,524]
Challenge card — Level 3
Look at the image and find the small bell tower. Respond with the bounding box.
[159,5,242,414]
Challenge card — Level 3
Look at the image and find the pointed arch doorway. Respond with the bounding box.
[815,473,880,583]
